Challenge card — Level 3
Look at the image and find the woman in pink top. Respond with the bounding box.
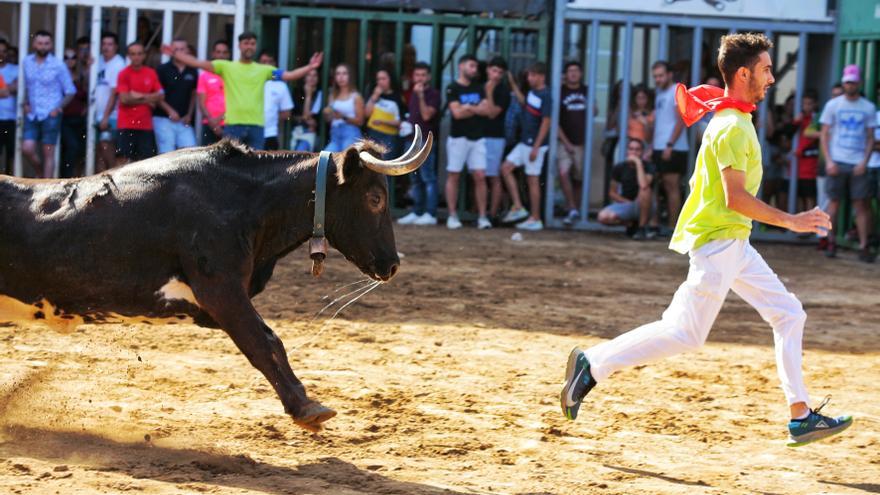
[197,40,230,145]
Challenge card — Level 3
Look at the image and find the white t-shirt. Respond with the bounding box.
[869,110,880,169]
[819,94,877,165]
[263,80,294,138]
[94,54,126,121]
[652,84,688,151]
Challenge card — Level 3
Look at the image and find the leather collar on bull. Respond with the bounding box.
[309,151,331,278]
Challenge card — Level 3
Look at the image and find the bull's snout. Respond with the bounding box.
[372,260,399,282]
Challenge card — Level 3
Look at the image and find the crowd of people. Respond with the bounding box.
[0,28,877,261]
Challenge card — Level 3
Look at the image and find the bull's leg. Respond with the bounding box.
[191,284,336,432]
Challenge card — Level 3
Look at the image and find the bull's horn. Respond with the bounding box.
[359,127,433,176]
[387,125,422,164]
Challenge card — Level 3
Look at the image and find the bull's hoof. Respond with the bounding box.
[293,401,337,433]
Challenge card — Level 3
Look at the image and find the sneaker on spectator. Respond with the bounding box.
[858,247,876,263]
[413,213,437,226]
[817,237,828,251]
[632,227,649,241]
[516,218,543,231]
[397,212,419,225]
[562,209,579,226]
[446,215,463,230]
[477,216,493,230]
[825,241,837,259]
[648,226,661,239]
[501,208,530,224]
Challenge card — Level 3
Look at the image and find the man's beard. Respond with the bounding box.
[748,78,766,104]
[36,49,49,57]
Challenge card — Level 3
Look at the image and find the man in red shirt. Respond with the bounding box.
[116,41,163,164]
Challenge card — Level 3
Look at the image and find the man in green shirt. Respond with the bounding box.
[163,32,322,150]
[561,33,853,447]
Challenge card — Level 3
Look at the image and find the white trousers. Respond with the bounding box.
[586,239,810,405]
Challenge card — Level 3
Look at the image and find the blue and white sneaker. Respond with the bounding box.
[560,347,596,421]
[787,396,854,447]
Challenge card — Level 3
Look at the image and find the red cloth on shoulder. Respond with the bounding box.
[674,83,756,127]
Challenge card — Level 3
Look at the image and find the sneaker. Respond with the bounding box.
[477,216,493,230]
[562,209,579,226]
[858,247,876,263]
[632,227,648,241]
[515,218,543,231]
[787,396,854,447]
[817,237,829,251]
[446,215,462,230]
[560,347,596,421]
[413,213,438,226]
[825,242,837,259]
[501,208,530,224]
[397,212,419,225]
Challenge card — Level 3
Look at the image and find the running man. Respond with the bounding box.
[560,33,853,448]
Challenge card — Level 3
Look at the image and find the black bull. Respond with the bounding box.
[0,129,432,432]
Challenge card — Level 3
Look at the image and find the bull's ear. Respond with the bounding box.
[333,147,362,185]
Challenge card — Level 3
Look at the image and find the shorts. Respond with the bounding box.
[446,136,486,173]
[826,163,873,201]
[152,117,196,154]
[484,137,506,177]
[117,129,156,162]
[23,115,62,145]
[558,143,584,181]
[602,200,640,222]
[796,178,817,199]
[96,117,117,142]
[505,142,548,177]
[652,149,688,175]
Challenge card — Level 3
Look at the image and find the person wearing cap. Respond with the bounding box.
[819,64,877,262]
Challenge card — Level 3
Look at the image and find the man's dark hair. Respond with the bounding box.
[238,31,257,42]
[101,32,118,45]
[76,36,90,46]
[832,83,843,91]
[126,41,144,52]
[258,49,275,60]
[564,60,582,72]
[717,33,773,86]
[488,56,508,70]
[34,30,53,40]
[458,54,477,65]
[0,39,7,48]
[413,61,431,73]
[803,88,819,101]
[651,60,670,72]
[212,40,230,50]
[528,61,547,75]
[628,137,645,150]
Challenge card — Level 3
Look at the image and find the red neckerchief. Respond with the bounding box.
[674,83,756,127]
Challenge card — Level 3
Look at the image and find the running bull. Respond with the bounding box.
[0,126,433,432]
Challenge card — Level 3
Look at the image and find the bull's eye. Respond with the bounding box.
[367,192,385,212]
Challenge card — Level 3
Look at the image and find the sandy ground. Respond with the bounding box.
[0,227,878,495]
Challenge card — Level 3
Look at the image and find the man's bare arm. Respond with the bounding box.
[720,167,830,234]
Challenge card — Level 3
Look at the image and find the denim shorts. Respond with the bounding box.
[23,115,62,145]
[96,117,117,142]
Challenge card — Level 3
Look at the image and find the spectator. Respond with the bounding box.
[602,80,623,204]
[323,63,364,152]
[75,36,90,68]
[291,68,321,151]
[483,57,511,221]
[628,85,654,156]
[397,61,440,226]
[136,16,162,68]
[165,32,322,150]
[444,54,492,230]
[197,40,230,146]
[831,83,844,98]
[153,38,198,154]
[500,61,552,231]
[792,90,820,212]
[597,138,655,240]
[257,51,294,151]
[558,60,596,226]
[21,30,76,178]
[0,39,18,175]
[651,60,688,231]
[365,68,406,159]
[60,47,87,178]
[94,32,126,172]
[819,64,876,262]
[115,41,162,164]
[870,89,880,249]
